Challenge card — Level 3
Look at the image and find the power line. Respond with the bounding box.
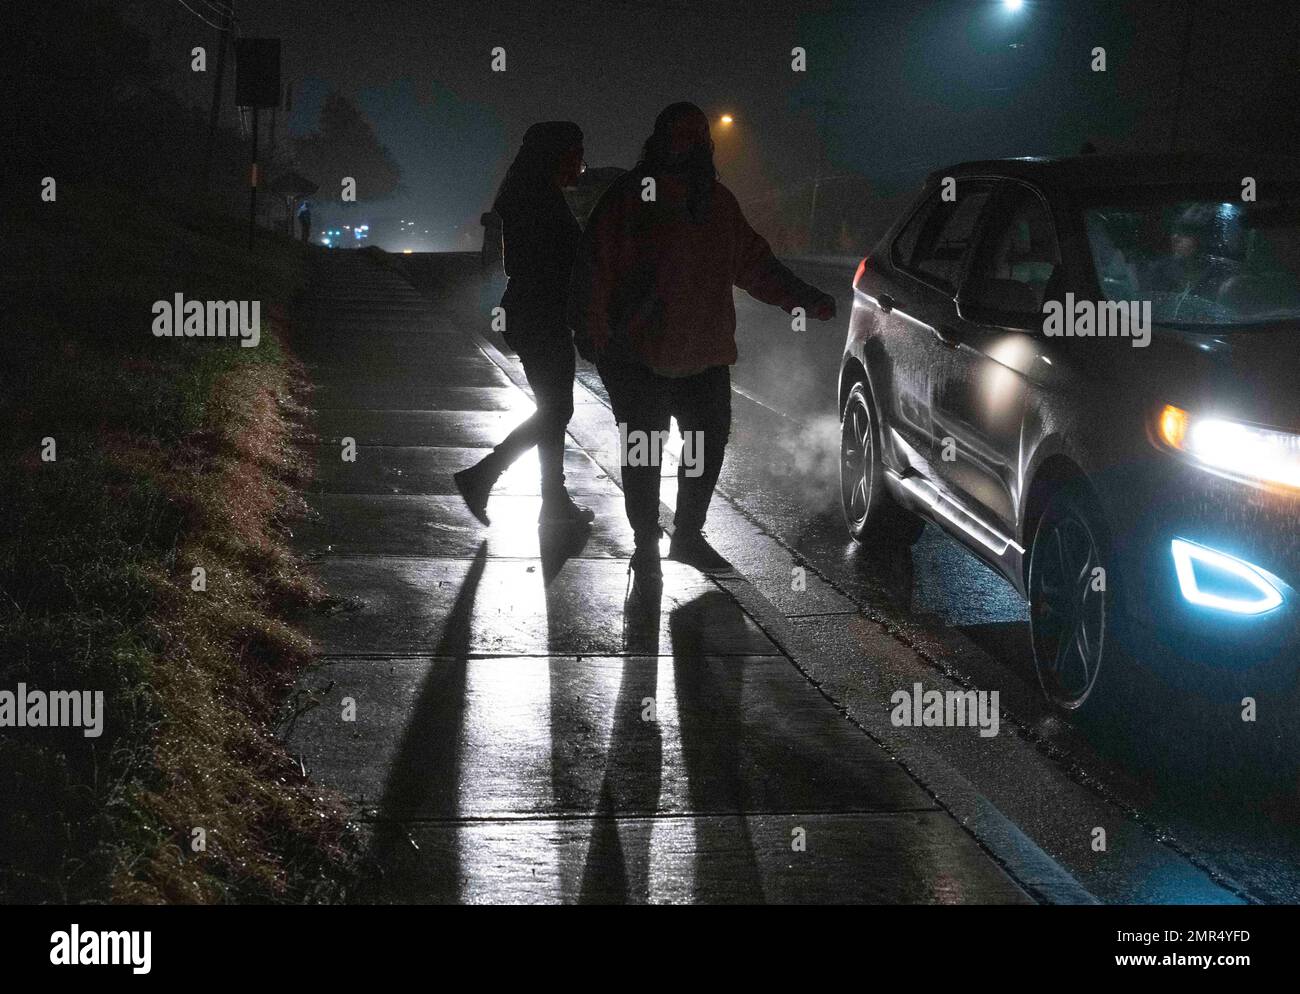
[169,0,231,33]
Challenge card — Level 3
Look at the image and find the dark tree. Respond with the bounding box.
[292,91,402,201]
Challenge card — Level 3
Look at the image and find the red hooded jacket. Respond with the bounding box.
[567,170,823,370]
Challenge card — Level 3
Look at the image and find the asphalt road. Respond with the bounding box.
[724,259,1300,904]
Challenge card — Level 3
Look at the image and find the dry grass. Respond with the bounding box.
[0,187,355,903]
[109,348,353,903]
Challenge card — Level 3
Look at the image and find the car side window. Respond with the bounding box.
[891,194,936,271]
[894,183,995,293]
[963,184,1061,321]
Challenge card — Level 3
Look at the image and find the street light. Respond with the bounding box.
[1003,0,1024,11]
[720,113,734,126]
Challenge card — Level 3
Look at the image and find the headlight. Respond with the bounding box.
[1158,405,1300,491]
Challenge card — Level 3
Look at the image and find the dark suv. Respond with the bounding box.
[839,155,1300,710]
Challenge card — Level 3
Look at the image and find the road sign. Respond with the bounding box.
[235,38,280,109]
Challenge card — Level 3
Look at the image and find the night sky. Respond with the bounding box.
[132,0,1297,250]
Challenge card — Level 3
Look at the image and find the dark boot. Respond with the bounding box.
[668,528,733,574]
[538,489,596,526]
[453,453,504,525]
[631,530,665,576]
[629,529,663,596]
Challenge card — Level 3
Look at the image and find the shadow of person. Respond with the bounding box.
[574,578,665,903]
[541,517,595,842]
[538,520,592,585]
[668,590,765,902]
[358,541,488,902]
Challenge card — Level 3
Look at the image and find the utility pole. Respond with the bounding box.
[235,36,281,252]
[200,1,234,197]
[1169,0,1196,151]
[248,106,259,250]
[797,97,847,253]
[269,91,278,157]
[268,85,280,235]
[808,100,830,253]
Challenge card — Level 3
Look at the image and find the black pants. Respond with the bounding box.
[598,358,731,539]
[492,342,576,497]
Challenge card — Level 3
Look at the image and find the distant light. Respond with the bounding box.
[403,249,413,254]
[1003,0,1024,10]
[720,114,734,126]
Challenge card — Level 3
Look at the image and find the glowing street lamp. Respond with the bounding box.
[1003,0,1024,11]
[719,114,734,126]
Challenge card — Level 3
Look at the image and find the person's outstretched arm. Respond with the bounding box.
[730,194,837,322]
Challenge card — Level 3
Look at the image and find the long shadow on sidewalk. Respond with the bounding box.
[362,541,488,894]
[578,583,663,903]
[575,587,765,902]
[669,591,765,902]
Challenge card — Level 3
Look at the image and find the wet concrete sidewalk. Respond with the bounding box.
[281,251,1032,903]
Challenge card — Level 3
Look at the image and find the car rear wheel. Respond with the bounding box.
[1028,487,1114,711]
[840,381,925,546]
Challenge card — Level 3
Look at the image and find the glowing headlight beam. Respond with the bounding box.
[1158,405,1300,491]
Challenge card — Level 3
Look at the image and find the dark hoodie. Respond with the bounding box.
[494,120,584,352]
[567,169,822,370]
[498,185,582,348]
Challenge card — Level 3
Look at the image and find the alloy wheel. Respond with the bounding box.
[840,390,873,533]
[1030,504,1108,709]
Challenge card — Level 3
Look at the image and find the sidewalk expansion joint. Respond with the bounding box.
[351,807,946,825]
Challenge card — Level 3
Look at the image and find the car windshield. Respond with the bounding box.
[1081,184,1300,327]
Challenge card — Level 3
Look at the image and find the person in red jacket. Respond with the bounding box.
[568,102,836,582]
[454,121,594,527]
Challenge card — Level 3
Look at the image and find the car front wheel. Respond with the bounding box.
[839,381,924,546]
[1028,487,1115,711]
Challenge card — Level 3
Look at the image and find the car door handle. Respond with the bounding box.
[877,293,897,314]
[934,325,962,348]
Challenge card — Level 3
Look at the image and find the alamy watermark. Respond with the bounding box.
[1043,292,1150,348]
[890,682,1000,737]
[152,293,261,348]
[619,423,704,477]
[0,684,104,738]
[50,925,150,974]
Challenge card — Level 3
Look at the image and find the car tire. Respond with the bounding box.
[1028,485,1121,713]
[840,381,925,546]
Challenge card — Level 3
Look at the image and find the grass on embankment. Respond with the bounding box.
[0,186,352,903]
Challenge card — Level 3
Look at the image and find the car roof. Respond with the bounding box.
[927,153,1297,191]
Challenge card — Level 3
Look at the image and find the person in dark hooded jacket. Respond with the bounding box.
[454,121,594,526]
[568,102,836,582]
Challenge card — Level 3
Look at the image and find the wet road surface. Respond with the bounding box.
[672,258,1300,904]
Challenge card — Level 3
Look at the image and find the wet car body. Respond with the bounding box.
[839,155,1300,707]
